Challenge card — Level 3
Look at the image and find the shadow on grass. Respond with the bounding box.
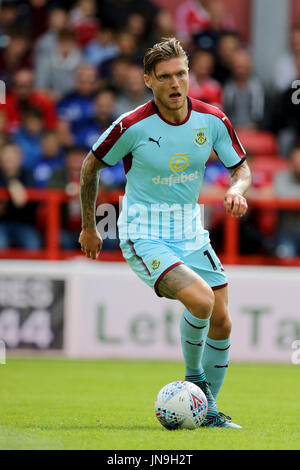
[19,424,159,432]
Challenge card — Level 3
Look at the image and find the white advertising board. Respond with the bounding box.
[0,261,299,363]
[65,263,300,363]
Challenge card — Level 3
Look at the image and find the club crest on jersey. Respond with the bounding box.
[193,128,208,147]
[148,256,161,271]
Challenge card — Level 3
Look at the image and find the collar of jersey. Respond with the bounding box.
[151,96,192,126]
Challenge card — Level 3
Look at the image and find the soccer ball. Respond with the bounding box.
[155,381,207,430]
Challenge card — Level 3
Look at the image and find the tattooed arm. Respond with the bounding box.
[224,160,252,217]
[78,151,107,259]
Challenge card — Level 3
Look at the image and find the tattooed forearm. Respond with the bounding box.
[80,151,106,229]
[228,161,252,196]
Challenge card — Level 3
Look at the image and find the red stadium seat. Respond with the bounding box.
[251,155,288,178]
[237,130,278,156]
[250,155,288,238]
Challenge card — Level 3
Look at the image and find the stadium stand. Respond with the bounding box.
[0,0,299,265]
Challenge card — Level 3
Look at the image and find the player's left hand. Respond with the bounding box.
[224,190,248,217]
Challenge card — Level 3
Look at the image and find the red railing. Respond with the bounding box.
[0,188,300,265]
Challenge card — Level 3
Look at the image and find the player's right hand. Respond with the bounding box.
[78,228,103,260]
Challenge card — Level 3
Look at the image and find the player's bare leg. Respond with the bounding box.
[203,286,232,398]
[208,286,232,340]
[157,264,214,318]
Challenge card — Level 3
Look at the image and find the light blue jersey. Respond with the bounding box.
[92,97,246,246]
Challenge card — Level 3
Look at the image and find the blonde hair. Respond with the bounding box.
[143,37,188,75]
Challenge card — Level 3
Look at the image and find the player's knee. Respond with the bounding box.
[188,287,215,319]
[212,314,232,337]
[221,317,232,337]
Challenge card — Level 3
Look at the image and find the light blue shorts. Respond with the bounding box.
[120,237,228,297]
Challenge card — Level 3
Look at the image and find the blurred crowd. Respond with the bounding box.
[0,0,299,257]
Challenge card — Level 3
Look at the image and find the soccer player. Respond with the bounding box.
[79,38,251,428]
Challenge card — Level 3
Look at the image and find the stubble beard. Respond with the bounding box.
[156,94,186,112]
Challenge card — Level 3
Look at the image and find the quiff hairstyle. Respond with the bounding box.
[143,37,188,76]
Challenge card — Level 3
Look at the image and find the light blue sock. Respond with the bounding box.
[180,309,219,420]
[180,308,210,378]
[202,337,231,400]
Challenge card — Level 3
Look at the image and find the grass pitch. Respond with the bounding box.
[0,358,299,450]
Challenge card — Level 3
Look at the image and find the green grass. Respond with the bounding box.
[0,358,299,450]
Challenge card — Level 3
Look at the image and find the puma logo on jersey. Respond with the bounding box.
[148,136,162,147]
[119,122,127,133]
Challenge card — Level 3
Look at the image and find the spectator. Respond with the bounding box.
[175,0,211,45]
[0,110,7,147]
[24,0,49,41]
[84,28,119,67]
[223,49,265,129]
[125,10,174,55]
[188,49,223,108]
[98,0,159,36]
[0,29,32,90]
[69,0,99,48]
[34,8,69,64]
[1,0,49,41]
[0,142,42,250]
[75,88,117,149]
[239,155,275,256]
[208,0,235,32]
[175,0,234,46]
[275,55,300,157]
[0,0,22,37]
[33,131,64,188]
[115,64,152,116]
[125,12,159,57]
[109,56,132,94]
[151,10,175,44]
[99,30,140,81]
[35,28,83,100]
[56,64,99,146]
[213,31,242,85]
[202,151,274,254]
[1,69,57,134]
[192,29,219,56]
[126,13,148,44]
[48,146,85,250]
[14,107,43,170]
[273,26,300,93]
[117,29,140,60]
[93,90,126,190]
[273,147,300,257]
[73,87,126,190]
[192,1,236,54]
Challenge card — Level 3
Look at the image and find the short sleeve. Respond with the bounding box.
[213,114,246,169]
[92,117,134,167]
